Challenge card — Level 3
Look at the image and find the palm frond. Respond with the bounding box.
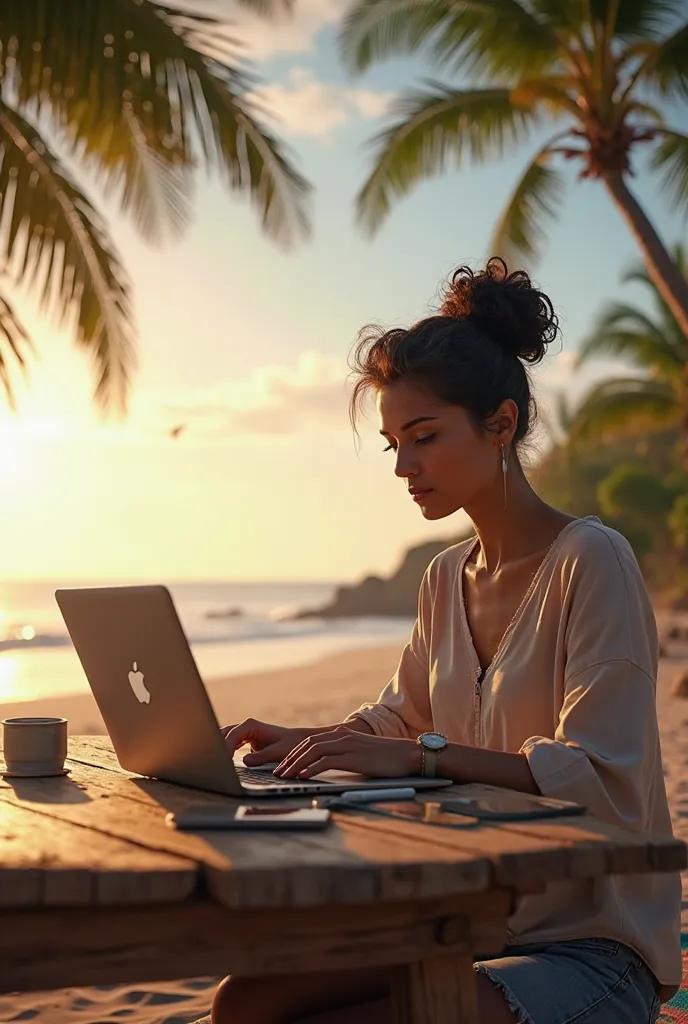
[0,100,135,414]
[570,377,679,442]
[589,0,684,39]
[650,130,688,215]
[635,19,688,99]
[84,110,193,245]
[0,288,32,409]
[0,0,311,247]
[622,99,663,120]
[621,243,686,290]
[339,0,557,78]
[356,85,536,234]
[490,149,566,264]
[509,77,582,119]
[620,243,687,344]
[576,301,688,379]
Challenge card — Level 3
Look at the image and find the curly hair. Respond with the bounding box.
[349,257,559,445]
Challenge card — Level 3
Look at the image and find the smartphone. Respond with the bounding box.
[441,794,587,822]
[166,804,331,831]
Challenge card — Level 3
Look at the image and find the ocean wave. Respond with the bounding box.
[0,616,411,656]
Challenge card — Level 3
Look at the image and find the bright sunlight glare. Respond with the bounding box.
[0,415,70,486]
[0,656,20,703]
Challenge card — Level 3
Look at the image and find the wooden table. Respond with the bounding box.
[0,737,685,1023]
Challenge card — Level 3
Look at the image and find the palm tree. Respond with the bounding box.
[340,0,688,336]
[571,244,687,446]
[0,0,310,414]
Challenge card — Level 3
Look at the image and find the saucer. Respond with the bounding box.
[0,766,70,778]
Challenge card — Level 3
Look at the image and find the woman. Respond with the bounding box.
[213,258,681,1024]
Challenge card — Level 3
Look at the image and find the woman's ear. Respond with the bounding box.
[487,398,518,446]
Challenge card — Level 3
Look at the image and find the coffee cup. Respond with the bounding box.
[1,717,68,777]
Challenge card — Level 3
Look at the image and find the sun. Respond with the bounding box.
[0,415,66,483]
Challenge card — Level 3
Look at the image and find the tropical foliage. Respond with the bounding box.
[340,0,688,335]
[532,425,686,583]
[572,244,687,442]
[0,0,310,413]
[533,246,688,590]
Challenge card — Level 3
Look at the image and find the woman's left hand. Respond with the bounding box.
[274,728,420,779]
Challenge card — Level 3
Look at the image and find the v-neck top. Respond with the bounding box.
[347,516,682,995]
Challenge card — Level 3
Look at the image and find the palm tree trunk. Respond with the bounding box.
[602,172,688,340]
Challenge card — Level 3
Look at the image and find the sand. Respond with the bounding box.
[1,634,688,1023]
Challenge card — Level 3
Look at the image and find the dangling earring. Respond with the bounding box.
[501,444,508,510]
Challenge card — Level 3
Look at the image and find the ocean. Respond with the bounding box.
[0,580,414,705]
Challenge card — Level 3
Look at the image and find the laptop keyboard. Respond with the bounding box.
[234,764,322,789]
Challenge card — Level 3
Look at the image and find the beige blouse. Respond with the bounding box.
[347,517,682,996]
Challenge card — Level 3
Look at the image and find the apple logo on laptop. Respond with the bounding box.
[128,662,150,704]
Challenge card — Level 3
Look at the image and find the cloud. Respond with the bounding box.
[163,351,353,439]
[249,67,395,139]
[229,0,344,58]
[159,348,632,446]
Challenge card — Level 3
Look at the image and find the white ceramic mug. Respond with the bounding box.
[1,717,68,776]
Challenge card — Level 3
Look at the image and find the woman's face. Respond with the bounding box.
[377,380,502,521]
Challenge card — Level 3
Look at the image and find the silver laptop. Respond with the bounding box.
[55,585,452,797]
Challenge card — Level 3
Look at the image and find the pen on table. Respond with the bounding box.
[314,787,417,808]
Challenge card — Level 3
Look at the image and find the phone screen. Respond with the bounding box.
[239,805,307,817]
[168,804,331,830]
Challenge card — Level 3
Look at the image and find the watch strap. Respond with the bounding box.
[422,748,438,778]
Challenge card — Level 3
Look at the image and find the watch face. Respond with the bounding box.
[421,732,446,750]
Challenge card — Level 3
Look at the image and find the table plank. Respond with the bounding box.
[0,890,511,993]
[67,735,132,773]
[0,800,198,907]
[0,762,492,909]
[3,737,683,915]
[64,738,688,874]
[66,738,688,887]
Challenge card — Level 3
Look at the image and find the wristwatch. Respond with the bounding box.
[416,732,448,778]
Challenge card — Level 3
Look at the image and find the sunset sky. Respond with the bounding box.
[1,3,686,583]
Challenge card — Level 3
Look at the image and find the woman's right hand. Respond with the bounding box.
[221,719,314,766]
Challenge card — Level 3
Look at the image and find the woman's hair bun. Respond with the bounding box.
[439,256,559,364]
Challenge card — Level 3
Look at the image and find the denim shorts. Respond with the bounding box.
[474,937,661,1023]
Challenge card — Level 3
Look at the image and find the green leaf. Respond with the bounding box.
[576,301,688,380]
[588,0,684,39]
[509,76,582,119]
[598,463,674,523]
[339,0,557,78]
[571,377,679,442]
[0,0,311,247]
[669,492,688,550]
[0,100,135,415]
[621,243,687,329]
[651,130,688,215]
[0,288,32,409]
[636,19,688,99]
[356,85,536,234]
[490,150,566,264]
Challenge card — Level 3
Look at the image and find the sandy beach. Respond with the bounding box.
[1,635,687,1023]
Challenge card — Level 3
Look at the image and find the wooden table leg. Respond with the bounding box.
[391,952,478,1024]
